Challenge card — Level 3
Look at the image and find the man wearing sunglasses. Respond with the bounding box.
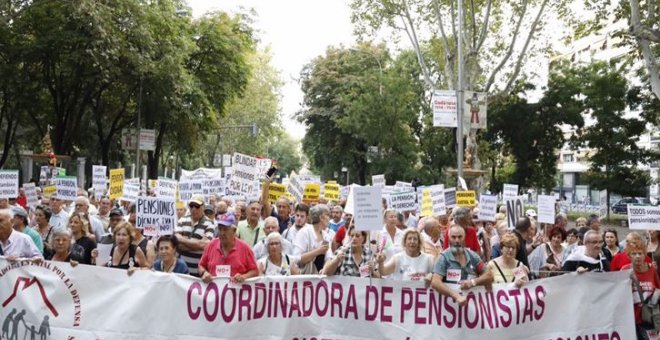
[175,195,215,277]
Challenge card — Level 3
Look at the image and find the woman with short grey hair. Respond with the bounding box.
[50,228,82,265]
[294,204,331,274]
[258,232,301,276]
[309,204,330,224]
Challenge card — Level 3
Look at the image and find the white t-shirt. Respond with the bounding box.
[293,225,330,257]
[258,254,301,276]
[390,252,434,281]
[282,224,308,244]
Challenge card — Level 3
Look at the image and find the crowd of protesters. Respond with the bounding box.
[0,175,658,339]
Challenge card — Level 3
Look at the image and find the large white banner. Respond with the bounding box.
[0,259,635,339]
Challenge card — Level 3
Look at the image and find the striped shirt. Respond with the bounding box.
[175,215,215,276]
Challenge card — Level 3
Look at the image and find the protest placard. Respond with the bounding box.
[286,173,305,203]
[55,176,78,201]
[120,183,139,202]
[537,195,556,224]
[372,175,385,187]
[256,158,272,178]
[503,184,519,202]
[156,178,178,199]
[23,183,38,208]
[430,185,446,216]
[303,183,321,203]
[444,187,456,208]
[227,153,258,196]
[0,170,19,199]
[389,191,417,212]
[109,168,125,200]
[458,177,468,191]
[420,188,433,217]
[324,182,340,201]
[268,183,287,203]
[393,181,413,193]
[42,185,56,199]
[178,178,203,203]
[478,194,497,222]
[353,186,383,231]
[628,205,660,230]
[92,165,107,199]
[136,196,177,236]
[506,197,526,228]
[456,191,476,207]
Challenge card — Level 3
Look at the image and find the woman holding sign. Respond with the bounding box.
[376,229,433,281]
[487,233,529,287]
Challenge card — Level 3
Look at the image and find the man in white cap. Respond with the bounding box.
[175,194,215,277]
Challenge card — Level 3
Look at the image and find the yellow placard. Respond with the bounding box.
[303,183,320,203]
[324,182,340,201]
[421,188,433,217]
[456,190,476,207]
[109,168,125,200]
[42,185,56,199]
[268,183,287,203]
[149,179,158,189]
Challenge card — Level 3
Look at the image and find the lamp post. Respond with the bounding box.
[456,0,465,181]
[341,166,349,186]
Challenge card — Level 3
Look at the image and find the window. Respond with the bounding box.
[562,153,574,162]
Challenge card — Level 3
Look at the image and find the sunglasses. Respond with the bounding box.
[189,203,201,209]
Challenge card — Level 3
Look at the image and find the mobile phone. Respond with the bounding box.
[266,166,278,178]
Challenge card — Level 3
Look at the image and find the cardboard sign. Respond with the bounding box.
[444,188,456,208]
[155,178,178,199]
[458,177,468,191]
[202,177,225,198]
[55,176,78,201]
[120,183,140,203]
[92,165,107,199]
[503,184,519,202]
[324,182,340,201]
[389,191,416,212]
[256,158,272,178]
[109,168,125,200]
[286,173,304,203]
[478,194,498,222]
[628,205,660,230]
[537,195,556,224]
[0,170,19,199]
[372,175,385,188]
[136,196,177,236]
[506,197,525,229]
[393,181,413,193]
[227,153,258,196]
[42,185,56,199]
[178,178,203,203]
[23,183,38,208]
[268,183,287,203]
[421,188,433,217]
[456,191,476,207]
[353,186,383,231]
[430,185,446,216]
[303,183,321,203]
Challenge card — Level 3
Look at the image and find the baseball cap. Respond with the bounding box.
[525,209,537,218]
[216,213,236,228]
[11,206,28,219]
[204,204,214,213]
[109,208,124,217]
[189,195,204,206]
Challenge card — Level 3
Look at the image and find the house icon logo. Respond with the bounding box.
[2,277,59,317]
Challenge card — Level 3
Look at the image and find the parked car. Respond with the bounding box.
[611,197,649,214]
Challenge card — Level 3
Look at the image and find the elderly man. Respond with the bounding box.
[421,217,443,260]
[11,206,43,254]
[74,196,106,241]
[49,197,69,230]
[430,225,493,306]
[199,213,258,284]
[261,177,293,233]
[237,201,266,247]
[252,216,292,260]
[328,205,345,233]
[562,230,610,273]
[443,207,481,256]
[175,195,215,277]
[95,196,113,230]
[0,209,42,259]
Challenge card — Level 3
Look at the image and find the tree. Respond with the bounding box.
[570,61,660,214]
[268,132,303,176]
[298,45,426,184]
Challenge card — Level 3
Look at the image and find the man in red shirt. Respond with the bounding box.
[442,207,481,257]
[199,213,258,284]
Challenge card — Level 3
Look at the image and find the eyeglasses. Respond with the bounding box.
[586,240,604,245]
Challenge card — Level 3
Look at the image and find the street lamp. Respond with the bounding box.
[341,166,349,186]
[349,47,383,95]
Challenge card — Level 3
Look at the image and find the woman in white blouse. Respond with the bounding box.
[376,229,434,281]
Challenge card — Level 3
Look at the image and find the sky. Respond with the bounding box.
[186,0,357,140]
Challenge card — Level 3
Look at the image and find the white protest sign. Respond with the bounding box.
[92,165,107,199]
[389,191,417,212]
[340,185,349,198]
[203,177,225,198]
[55,176,77,201]
[120,183,140,203]
[478,194,498,222]
[95,243,112,267]
[256,158,272,178]
[503,184,519,202]
[393,181,413,193]
[22,183,38,208]
[537,195,556,224]
[444,187,457,208]
[372,174,385,187]
[430,185,446,216]
[628,205,660,230]
[178,178,203,203]
[432,90,458,127]
[180,168,223,181]
[599,190,608,219]
[227,153,258,196]
[353,186,383,231]
[156,178,178,199]
[0,170,19,199]
[136,196,177,236]
[286,173,305,203]
[343,184,360,215]
[506,197,526,229]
